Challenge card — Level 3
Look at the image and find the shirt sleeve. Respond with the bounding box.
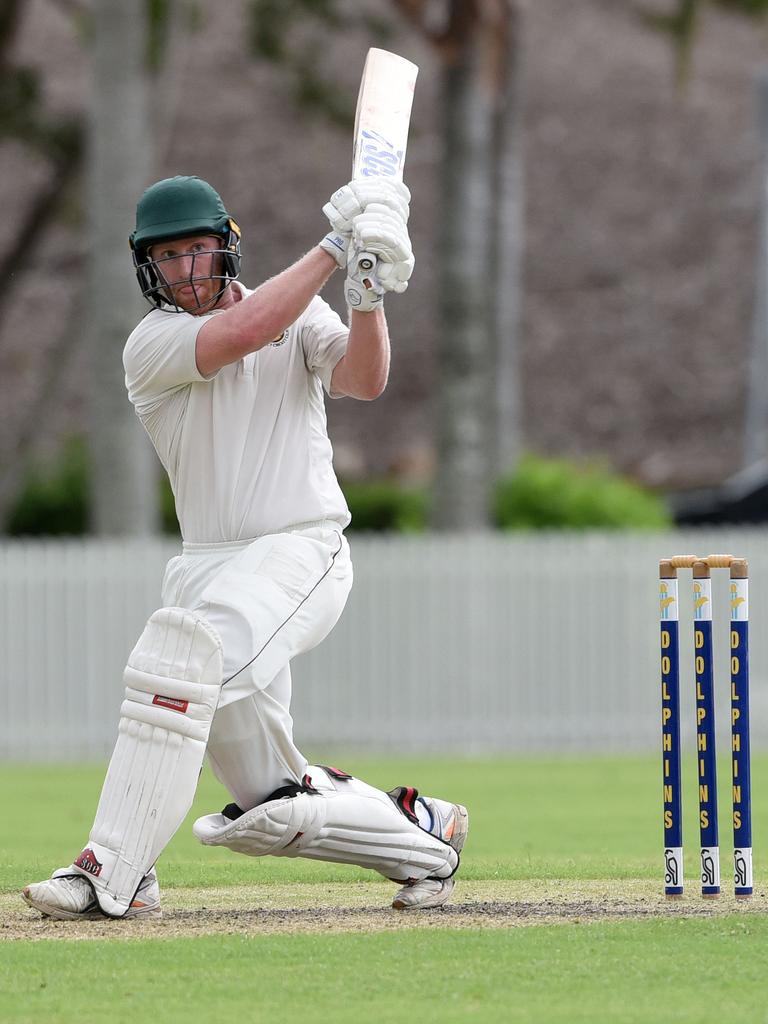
[300,296,349,397]
[123,310,215,415]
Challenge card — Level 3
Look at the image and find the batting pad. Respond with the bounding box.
[193,765,458,883]
[72,608,223,917]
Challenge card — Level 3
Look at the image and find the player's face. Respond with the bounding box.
[149,234,226,313]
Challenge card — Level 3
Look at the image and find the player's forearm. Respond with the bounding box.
[333,309,390,400]
[235,247,336,341]
[196,248,336,375]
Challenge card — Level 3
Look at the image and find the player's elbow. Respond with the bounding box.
[354,375,388,401]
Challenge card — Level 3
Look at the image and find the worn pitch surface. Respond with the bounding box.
[3,879,766,941]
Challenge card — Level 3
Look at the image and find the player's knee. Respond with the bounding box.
[194,785,323,855]
[122,607,224,738]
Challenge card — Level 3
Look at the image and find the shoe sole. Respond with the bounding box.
[392,877,455,910]
[125,905,163,919]
[21,888,101,921]
[21,888,162,921]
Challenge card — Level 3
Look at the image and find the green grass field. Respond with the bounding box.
[1,755,766,1023]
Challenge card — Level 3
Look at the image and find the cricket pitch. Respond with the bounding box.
[3,879,766,941]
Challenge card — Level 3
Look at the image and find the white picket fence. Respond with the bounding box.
[2,529,768,760]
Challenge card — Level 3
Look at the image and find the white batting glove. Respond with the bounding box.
[344,206,414,311]
[353,205,412,264]
[344,247,384,312]
[323,179,410,235]
[376,254,415,294]
[318,229,350,269]
[351,204,414,293]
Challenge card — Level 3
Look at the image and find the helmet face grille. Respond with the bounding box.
[132,227,242,312]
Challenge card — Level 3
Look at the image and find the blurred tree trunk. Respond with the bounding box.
[395,0,525,529]
[87,0,158,534]
[490,4,525,481]
[744,69,768,469]
[433,8,496,530]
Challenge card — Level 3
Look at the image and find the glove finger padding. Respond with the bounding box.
[352,205,412,265]
[376,254,415,293]
[323,179,410,233]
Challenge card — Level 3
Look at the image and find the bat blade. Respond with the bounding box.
[351,47,418,289]
[353,47,418,181]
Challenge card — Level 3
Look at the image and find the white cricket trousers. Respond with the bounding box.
[160,522,353,810]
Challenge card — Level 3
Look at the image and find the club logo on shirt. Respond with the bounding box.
[270,330,289,347]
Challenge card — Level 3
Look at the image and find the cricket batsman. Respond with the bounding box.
[21,174,468,920]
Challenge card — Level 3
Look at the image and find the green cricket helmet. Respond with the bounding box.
[129,175,242,311]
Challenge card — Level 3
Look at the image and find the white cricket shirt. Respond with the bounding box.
[123,283,352,542]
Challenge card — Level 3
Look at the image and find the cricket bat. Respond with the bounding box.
[352,48,418,287]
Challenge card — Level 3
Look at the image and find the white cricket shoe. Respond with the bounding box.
[392,798,469,910]
[22,869,161,920]
[393,875,458,910]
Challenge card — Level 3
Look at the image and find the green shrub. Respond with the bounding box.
[5,444,670,537]
[5,437,90,535]
[493,454,672,530]
[342,480,427,532]
[6,438,181,536]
